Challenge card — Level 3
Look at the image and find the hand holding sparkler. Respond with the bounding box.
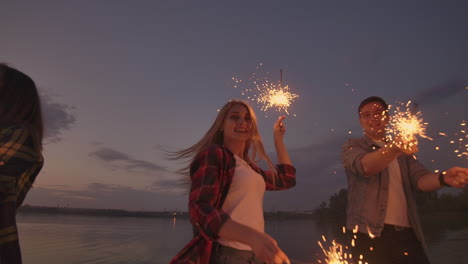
[250,232,291,264]
[386,101,431,153]
[274,115,287,139]
[386,134,419,156]
[440,167,468,188]
[273,116,293,165]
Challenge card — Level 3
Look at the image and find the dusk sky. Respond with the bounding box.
[2,1,467,211]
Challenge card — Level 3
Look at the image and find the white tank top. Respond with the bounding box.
[217,154,266,250]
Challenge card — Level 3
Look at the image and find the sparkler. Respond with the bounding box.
[386,101,432,150]
[232,64,299,116]
[256,81,299,114]
[317,236,351,264]
[316,227,369,264]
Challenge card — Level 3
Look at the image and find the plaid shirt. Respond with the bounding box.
[0,125,44,264]
[170,144,296,264]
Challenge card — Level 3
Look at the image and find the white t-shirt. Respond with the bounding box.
[374,140,410,227]
[217,154,266,250]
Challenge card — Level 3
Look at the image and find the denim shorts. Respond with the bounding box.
[210,242,264,264]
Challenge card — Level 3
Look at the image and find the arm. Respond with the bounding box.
[273,116,292,165]
[360,146,403,176]
[342,136,418,177]
[417,167,468,191]
[0,126,29,264]
[0,202,22,264]
[361,137,420,176]
[255,116,295,190]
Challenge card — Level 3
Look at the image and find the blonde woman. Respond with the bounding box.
[169,100,295,264]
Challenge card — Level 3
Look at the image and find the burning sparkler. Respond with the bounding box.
[386,101,432,150]
[256,81,299,114]
[317,236,351,264]
[232,64,299,116]
[315,226,371,264]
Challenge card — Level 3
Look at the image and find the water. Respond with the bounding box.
[17,213,323,264]
[17,213,193,264]
[16,213,468,264]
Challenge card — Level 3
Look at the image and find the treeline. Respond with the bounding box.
[17,205,316,220]
[312,188,468,243]
[18,205,188,218]
[313,188,468,220]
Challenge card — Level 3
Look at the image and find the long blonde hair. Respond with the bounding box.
[169,100,274,177]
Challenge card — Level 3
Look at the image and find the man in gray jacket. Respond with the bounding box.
[341,96,468,264]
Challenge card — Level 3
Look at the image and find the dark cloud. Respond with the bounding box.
[41,92,76,143]
[89,147,167,174]
[412,80,468,106]
[90,147,131,161]
[151,178,186,191]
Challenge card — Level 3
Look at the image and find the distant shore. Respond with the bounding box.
[18,205,317,219]
[18,205,189,218]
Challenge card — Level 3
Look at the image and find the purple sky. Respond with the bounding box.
[2,1,467,211]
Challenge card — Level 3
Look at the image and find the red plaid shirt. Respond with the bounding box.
[170,144,296,264]
[0,125,44,264]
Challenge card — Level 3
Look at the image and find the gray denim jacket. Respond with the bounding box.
[341,135,430,247]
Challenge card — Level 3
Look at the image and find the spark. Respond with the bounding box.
[256,82,299,114]
[232,63,299,115]
[365,226,376,239]
[457,120,468,158]
[317,238,352,264]
[317,228,369,264]
[386,101,432,150]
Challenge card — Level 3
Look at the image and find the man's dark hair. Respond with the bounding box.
[358,96,388,116]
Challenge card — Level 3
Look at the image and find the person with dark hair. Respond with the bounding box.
[341,96,468,264]
[0,63,44,264]
[169,100,295,264]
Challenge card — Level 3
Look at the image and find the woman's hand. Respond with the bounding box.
[272,115,292,165]
[217,219,291,264]
[250,232,290,264]
[273,116,286,140]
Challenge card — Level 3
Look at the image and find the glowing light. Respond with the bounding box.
[386,101,432,150]
[458,121,468,158]
[353,225,359,233]
[366,226,375,239]
[256,82,299,114]
[317,230,370,264]
[317,237,353,264]
[232,63,299,116]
